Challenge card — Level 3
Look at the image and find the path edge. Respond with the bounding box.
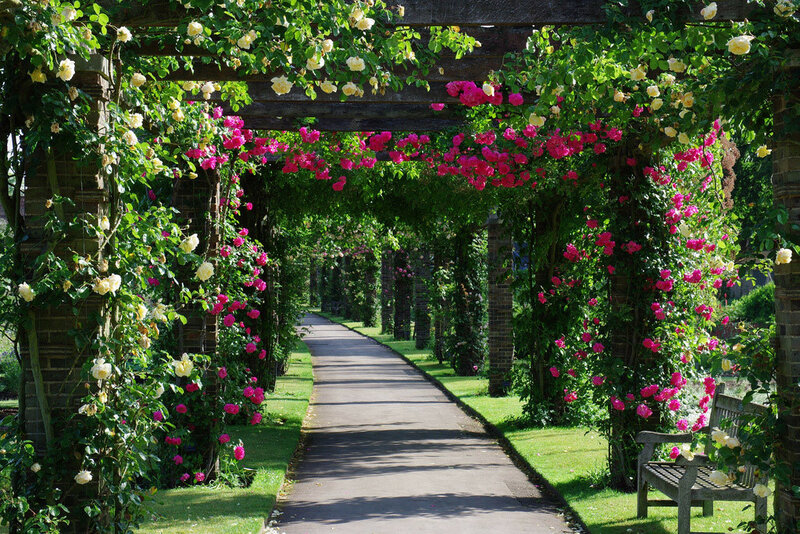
[311,313,590,534]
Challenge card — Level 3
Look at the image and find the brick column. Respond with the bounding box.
[487,214,514,396]
[380,249,394,334]
[393,249,412,340]
[342,255,354,319]
[413,250,431,349]
[772,79,800,534]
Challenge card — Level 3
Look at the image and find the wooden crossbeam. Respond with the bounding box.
[234,102,458,120]
[210,81,455,104]
[240,117,463,131]
[113,0,755,28]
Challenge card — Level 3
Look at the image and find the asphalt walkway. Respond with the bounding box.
[278,314,574,534]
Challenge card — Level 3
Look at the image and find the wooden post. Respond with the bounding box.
[393,249,412,340]
[487,213,514,396]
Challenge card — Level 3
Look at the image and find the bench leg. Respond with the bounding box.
[755,497,767,534]
[702,499,713,517]
[637,479,649,518]
[677,488,691,534]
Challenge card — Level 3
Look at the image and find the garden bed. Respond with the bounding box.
[317,311,772,534]
[135,342,313,534]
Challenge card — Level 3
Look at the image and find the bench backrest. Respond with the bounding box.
[705,383,769,488]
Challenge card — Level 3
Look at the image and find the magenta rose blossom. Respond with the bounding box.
[219,433,231,444]
[234,446,245,461]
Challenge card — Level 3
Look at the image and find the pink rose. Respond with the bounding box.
[175,404,187,414]
[234,446,245,461]
[219,433,231,444]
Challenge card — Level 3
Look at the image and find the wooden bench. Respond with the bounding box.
[636,384,768,534]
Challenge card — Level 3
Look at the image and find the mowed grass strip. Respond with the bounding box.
[136,342,313,534]
[316,311,770,534]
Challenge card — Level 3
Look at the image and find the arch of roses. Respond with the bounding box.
[1,0,799,532]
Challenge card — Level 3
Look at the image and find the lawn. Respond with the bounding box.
[136,341,313,534]
[316,310,771,534]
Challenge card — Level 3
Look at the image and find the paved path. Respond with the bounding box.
[278,314,574,534]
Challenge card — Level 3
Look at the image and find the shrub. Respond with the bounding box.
[726,282,775,327]
[0,351,20,396]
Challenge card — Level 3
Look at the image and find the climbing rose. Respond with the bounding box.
[270,75,292,95]
[196,262,214,281]
[173,354,194,377]
[194,472,205,483]
[176,404,187,414]
[636,404,653,419]
[549,367,560,378]
[251,412,263,425]
[219,433,231,444]
[18,283,35,302]
[74,470,92,485]
[669,447,681,459]
[234,446,245,461]
[218,367,228,379]
[727,35,754,56]
[223,314,236,327]
[173,455,183,465]
[700,2,717,19]
[224,404,240,415]
[776,248,792,265]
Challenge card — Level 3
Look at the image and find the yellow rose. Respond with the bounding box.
[135,303,147,321]
[727,35,754,56]
[355,17,375,30]
[528,114,546,127]
[664,126,677,138]
[196,261,214,281]
[700,2,717,20]
[776,248,793,265]
[173,354,194,377]
[131,73,146,88]
[678,132,690,144]
[320,80,337,94]
[651,98,664,111]
[270,75,292,95]
[721,358,732,371]
[342,82,360,97]
[646,85,660,97]
[321,39,334,53]
[346,56,366,72]
[613,90,625,102]
[667,58,686,73]
[179,234,200,253]
[187,21,203,37]
[630,66,646,81]
[30,69,46,83]
[681,92,694,108]
[756,145,771,158]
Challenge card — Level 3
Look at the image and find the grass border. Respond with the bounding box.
[313,311,591,534]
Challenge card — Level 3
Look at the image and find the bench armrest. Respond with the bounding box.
[675,453,708,466]
[635,431,693,444]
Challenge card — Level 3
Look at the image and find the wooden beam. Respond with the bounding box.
[234,102,459,120]
[210,81,457,104]
[241,117,463,132]
[113,0,755,28]
[163,55,505,83]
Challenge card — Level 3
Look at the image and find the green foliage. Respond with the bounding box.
[0,351,20,396]
[725,282,775,326]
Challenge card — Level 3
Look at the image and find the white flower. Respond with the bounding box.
[776,248,793,265]
[320,80,337,94]
[57,59,75,82]
[678,132,690,144]
[30,69,46,83]
[342,82,360,97]
[756,145,772,158]
[681,92,694,108]
[122,130,138,146]
[613,89,625,102]
[117,26,132,43]
[646,9,654,21]
[727,35,754,56]
[662,74,676,86]
[664,126,677,138]
[667,58,686,73]
[346,56,366,71]
[31,463,41,473]
[646,85,660,98]
[306,56,325,70]
[725,436,741,448]
[127,112,143,129]
[75,470,93,485]
[237,34,252,49]
[321,39,334,53]
[528,114,546,127]
[180,234,200,253]
[107,274,121,293]
[196,261,214,281]
[482,82,495,97]
[680,443,694,461]
[131,73,146,88]
[182,81,197,92]
[270,75,292,95]
[397,4,405,17]
[153,303,167,322]
[350,7,364,21]
[709,470,729,486]
[356,17,375,30]
[93,278,111,295]
[700,3,717,20]
[62,6,78,21]
[50,123,61,134]
[651,98,664,111]
[78,403,97,416]
[135,303,147,321]
[711,427,729,445]
[97,390,107,404]
[172,109,185,122]
[775,0,797,17]
[18,283,35,302]
[753,484,772,498]
[630,66,647,81]
[187,21,203,37]
[99,216,110,231]
[154,383,165,398]
[173,354,194,377]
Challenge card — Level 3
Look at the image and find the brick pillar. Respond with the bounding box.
[18,55,110,529]
[361,252,379,327]
[772,78,800,534]
[393,249,412,340]
[342,255,354,319]
[380,249,393,334]
[487,214,513,396]
[413,250,431,349]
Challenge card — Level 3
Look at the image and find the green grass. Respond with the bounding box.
[136,342,313,534]
[0,399,16,409]
[316,310,771,534]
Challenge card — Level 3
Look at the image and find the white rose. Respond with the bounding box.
[356,17,375,30]
[172,109,185,121]
[237,35,252,49]
[700,2,717,20]
[481,82,495,97]
[664,126,677,138]
[135,303,147,321]
[154,383,165,398]
[306,56,325,71]
[342,82,360,97]
[775,0,797,17]
[350,7,364,21]
[711,428,729,445]
[62,6,77,21]
[18,283,35,302]
[321,39,334,53]
[753,484,772,498]
[651,98,664,111]
[726,436,741,448]
[179,234,200,253]
[646,85,660,97]
[320,80,337,94]
[122,130,138,146]
[117,27,132,43]
[346,56,366,72]
[78,403,97,416]
[196,261,214,281]
[680,444,694,461]
[182,81,197,92]
[678,132,690,144]
[99,216,111,231]
[31,463,41,473]
[708,470,728,486]
[201,82,215,97]
[97,390,107,403]
[645,9,654,22]
[270,75,292,95]
[57,59,75,82]
[93,278,111,295]
[528,114,546,127]
[107,274,121,294]
[678,221,691,237]
[75,470,93,484]
[131,73,146,88]
[187,21,203,37]
[776,248,793,265]
[727,35,754,56]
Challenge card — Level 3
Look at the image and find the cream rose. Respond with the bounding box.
[135,303,147,321]
[776,248,793,265]
[31,463,41,473]
[131,73,146,88]
[630,66,646,81]
[117,27,132,43]
[645,10,654,22]
[613,90,625,102]
[664,126,677,138]
[321,39,334,53]
[180,234,200,253]
[646,85,660,97]
[482,82,495,97]
[187,21,203,37]
[678,132,690,144]
[356,17,375,30]
[91,358,112,380]
[727,35,754,56]
[651,98,664,111]
[753,484,771,498]
[57,59,75,82]
[708,470,728,486]
[681,92,694,108]
[725,436,740,448]
[270,75,292,95]
[306,56,325,71]
[154,383,165,398]
[127,113,143,129]
[721,358,732,372]
[667,58,686,73]
[346,56,366,72]
[93,278,111,295]
[700,2,717,20]
[122,130,138,146]
[237,35,252,49]
[18,283,35,302]
[173,354,194,377]
[342,82,360,97]
[775,0,797,17]
[30,69,46,83]
[320,80,337,94]
[528,114,546,127]
[107,274,121,293]
[196,261,214,281]
[75,470,93,485]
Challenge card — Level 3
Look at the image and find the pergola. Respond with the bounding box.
[18,1,799,531]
